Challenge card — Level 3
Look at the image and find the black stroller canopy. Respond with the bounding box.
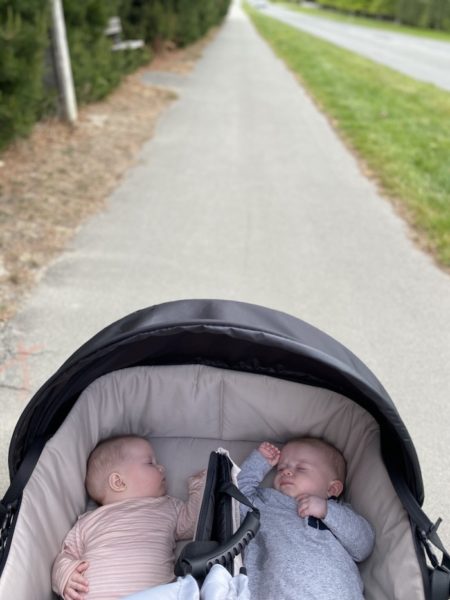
[9,298,423,504]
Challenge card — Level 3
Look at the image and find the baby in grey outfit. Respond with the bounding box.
[238,437,375,600]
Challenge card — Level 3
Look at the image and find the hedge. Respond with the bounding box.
[120,0,231,47]
[119,0,178,47]
[174,0,231,46]
[0,1,50,151]
[63,0,149,105]
[396,0,450,29]
[315,0,450,27]
[0,0,231,152]
[316,0,396,18]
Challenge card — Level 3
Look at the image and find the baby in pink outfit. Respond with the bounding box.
[52,435,205,600]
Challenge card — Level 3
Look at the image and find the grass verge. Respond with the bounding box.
[246,4,450,268]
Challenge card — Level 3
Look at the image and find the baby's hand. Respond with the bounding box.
[63,561,89,600]
[188,469,207,488]
[297,494,327,519]
[258,442,280,466]
[191,469,207,482]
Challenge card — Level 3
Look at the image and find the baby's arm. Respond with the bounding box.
[237,442,279,512]
[322,501,375,562]
[258,442,281,467]
[52,522,89,600]
[175,469,207,540]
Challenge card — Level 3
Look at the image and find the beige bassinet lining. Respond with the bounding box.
[0,364,425,599]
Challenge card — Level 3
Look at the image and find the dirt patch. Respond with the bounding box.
[0,33,214,324]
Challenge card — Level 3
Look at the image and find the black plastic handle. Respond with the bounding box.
[176,509,260,578]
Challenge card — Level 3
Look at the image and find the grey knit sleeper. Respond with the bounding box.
[238,451,375,600]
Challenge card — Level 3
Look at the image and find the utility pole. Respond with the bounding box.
[51,0,77,124]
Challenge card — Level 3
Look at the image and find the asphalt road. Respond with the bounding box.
[1,0,449,551]
[251,1,450,91]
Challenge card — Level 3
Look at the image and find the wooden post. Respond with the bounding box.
[51,0,77,123]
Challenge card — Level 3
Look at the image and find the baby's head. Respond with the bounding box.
[85,435,166,505]
[273,437,345,500]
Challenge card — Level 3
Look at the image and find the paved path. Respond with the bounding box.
[1,1,449,547]
[252,1,450,91]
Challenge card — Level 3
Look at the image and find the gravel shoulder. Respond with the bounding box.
[0,35,213,324]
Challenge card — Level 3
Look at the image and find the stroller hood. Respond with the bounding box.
[8,298,423,503]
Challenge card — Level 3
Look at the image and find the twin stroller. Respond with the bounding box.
[0,299,448,599]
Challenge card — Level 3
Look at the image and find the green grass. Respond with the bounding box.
[276,2,450,42]
[246,4,450,268]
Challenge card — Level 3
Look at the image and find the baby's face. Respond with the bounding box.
[119,439,166,499]
[273,441,338,500]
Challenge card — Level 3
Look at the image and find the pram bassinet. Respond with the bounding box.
[0,299,448,599]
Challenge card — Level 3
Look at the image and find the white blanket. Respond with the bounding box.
[124,565,250,600]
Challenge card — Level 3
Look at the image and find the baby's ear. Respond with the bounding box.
[328,479,344,498]
[109,472,126,492]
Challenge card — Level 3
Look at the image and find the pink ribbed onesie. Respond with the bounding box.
[52,480,203,600]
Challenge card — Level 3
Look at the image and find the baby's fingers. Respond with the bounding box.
[297,496,311,517]
[259,442,280,464]
[71,572,89,587]
[65,586,87,600]
[77,561,89,574]
[66,592,84,600]
[296,493,310,501]
[298,506,309,517]
[66,574,89,599]
[259,442,273,453]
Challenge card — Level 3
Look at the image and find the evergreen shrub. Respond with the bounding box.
[429,0,450,30]
[120,0,177,48]
[315,0,449,27]
[63,0,149,104]
[0,0,50,150]
[368,0,396,17]
[396,0,430,25]
[120,0,231,48]
[0,0,230,152]
[396,0,450,29]
[316,0,395,17]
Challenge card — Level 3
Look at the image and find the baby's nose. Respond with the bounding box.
[282,467,293,475]
[157,464,165,473]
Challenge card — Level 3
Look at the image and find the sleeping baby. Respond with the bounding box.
[52,435,205,600]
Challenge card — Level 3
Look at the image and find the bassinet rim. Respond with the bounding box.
[8,298,423,505]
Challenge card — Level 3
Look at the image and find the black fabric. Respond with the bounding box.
[175,451,260,581]
[176,452,234,577]
[308,516,329,531]
[0,436,47,573]
[431,567,450,600]
[389,462,450,563]
[195,452,234,549]
[218,482,256,512]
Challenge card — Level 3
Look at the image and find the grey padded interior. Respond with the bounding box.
[0,365,425,599]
